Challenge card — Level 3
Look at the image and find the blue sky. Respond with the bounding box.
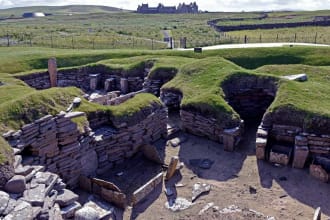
[0,0,330,11]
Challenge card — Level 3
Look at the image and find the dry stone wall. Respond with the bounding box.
[2,104,168,190]
[17,65,146,93]
[257,112,330,182]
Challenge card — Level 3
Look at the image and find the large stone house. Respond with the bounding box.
[137,2,198,14]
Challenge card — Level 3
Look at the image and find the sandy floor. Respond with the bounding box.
[129,114,330,220]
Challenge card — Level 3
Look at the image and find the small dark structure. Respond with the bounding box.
[22,12,46,18]
[137,2,198,14]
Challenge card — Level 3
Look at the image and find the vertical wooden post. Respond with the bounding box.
[244,35,247,44]
[314,32,318,44]
[294,33,297,43]
[48,58,57,87]
[6,32,9,47]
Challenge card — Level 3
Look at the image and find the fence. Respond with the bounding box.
[0,31,328,50]
[0,32,168,50]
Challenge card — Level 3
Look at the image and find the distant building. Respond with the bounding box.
[137,2,198,14]
[22,12,46,18]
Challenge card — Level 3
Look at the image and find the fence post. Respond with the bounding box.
[244,35,247,44]
[51,32,53,48]
[6,32,9,47]
[276,34,279,42]
[259,34,262,43]
[314,32,318,44]
[151,38,154,50]
[71,36,74,49]
[294,33,297,43]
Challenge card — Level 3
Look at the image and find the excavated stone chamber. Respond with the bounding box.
[221,74,278,122]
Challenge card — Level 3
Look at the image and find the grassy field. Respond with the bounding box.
[2,6,330,49]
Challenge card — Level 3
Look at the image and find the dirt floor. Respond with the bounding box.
[128,114,330,220]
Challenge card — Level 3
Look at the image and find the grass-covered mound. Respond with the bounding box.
[0,46,330,164]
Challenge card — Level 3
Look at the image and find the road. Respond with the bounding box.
[177,42,329,51]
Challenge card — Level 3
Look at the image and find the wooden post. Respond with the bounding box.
[6,32,9,47]
[51,32,53,48]
[276,33,279,42]
[48,58,57,87]
[71,36,74,49]
[259,34,262,43]
[314,32,318,44]
[294,33,297,43]
[244,35,247,44]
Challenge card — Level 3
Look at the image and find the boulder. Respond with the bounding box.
[5,175,26,194]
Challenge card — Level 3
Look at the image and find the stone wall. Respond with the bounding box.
[208,19,330,32]
[17,65,146,93]
[3,104,168,189]
[257,114,330,182]
[180,110,243,151]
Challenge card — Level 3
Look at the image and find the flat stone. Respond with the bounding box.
[23,183,46,206]
[15,165,34,176]
[192,182,211,202]
[282,73,308,82]
[56,189,79,207]
[0,191,10,215]
[165,197,192,212]
[5,175,26,194]
[65,111,85,119]
[3,200,33,220]
[61,201,81,219]
[165,156,179,180]
[82,196,115,219]
[74,207,99,220]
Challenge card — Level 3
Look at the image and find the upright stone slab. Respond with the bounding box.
[48,58,57,87]
[292,136,309,169]
[120,78,128,94]
[166,156,179,180]
[223,127,240,152]
[89,74,100,91]
[104,78,115,92]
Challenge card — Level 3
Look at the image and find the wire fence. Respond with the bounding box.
[0,31,328,50]
[0,32,168,50]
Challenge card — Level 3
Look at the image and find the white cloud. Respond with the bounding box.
[0,0,13,8]
[1,0,330,11]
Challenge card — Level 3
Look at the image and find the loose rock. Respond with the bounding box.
[165,197,192,212]
[5,175,26,194]
[192,182,211,202]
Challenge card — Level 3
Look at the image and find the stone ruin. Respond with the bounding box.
[1,59,330,219]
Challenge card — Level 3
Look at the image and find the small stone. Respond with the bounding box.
[192,182,211,202]
[165,197,192,212]
[198,159,214,169]
[73,97,82,105]
[198,202,214,215]
[5,175,26,194]
[249,186,257,194]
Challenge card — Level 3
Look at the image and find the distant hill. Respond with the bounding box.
[0,5,128,18]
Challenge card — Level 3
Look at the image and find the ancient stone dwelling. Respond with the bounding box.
[0,58,329,219]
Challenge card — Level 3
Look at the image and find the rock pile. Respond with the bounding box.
[0,162,80,220]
